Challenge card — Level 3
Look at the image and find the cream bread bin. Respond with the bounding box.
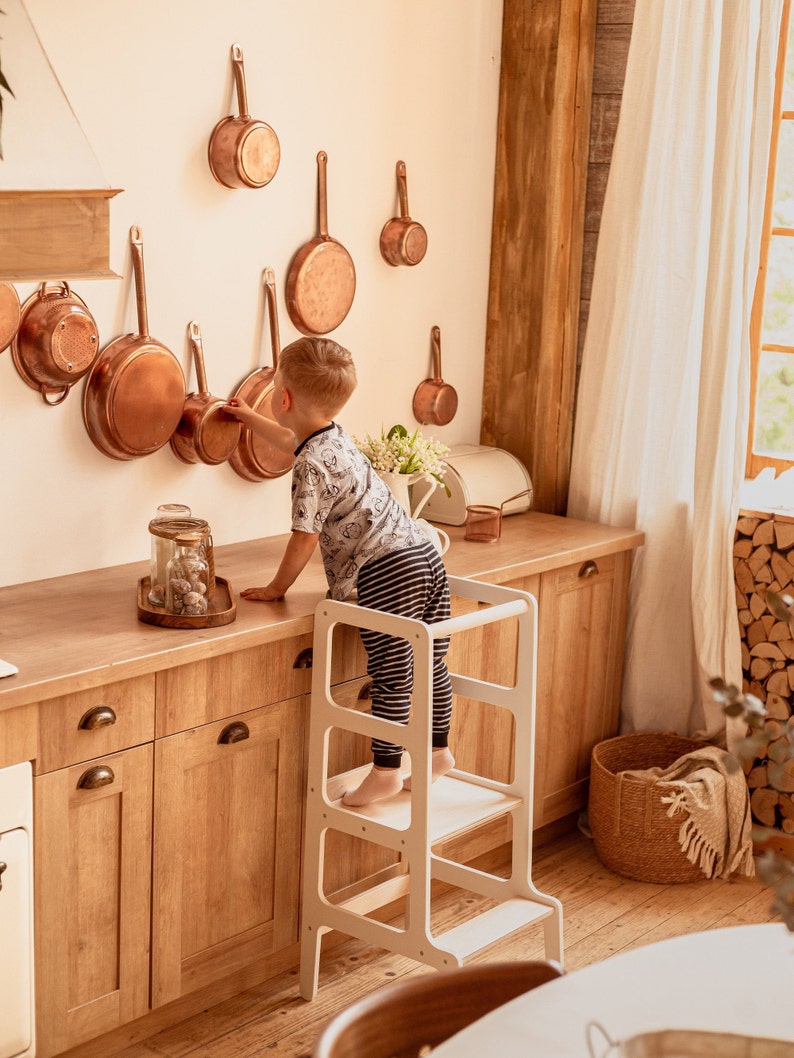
[414,444,533,526]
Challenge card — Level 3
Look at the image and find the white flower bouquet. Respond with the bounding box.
[354,423,450,491]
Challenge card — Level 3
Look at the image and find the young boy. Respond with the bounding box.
[228,336,454,807]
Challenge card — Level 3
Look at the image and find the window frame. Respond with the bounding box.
[747,0,794,478]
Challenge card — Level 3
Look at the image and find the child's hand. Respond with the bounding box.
[226,397,251,422]
[240,584,285,602]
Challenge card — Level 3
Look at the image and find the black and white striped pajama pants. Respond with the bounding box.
[356,538,453,768]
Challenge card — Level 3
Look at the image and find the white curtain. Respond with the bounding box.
[568,1,781,740]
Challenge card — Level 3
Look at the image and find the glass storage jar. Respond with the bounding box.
[148,503,192,605]
[165,533,210,616]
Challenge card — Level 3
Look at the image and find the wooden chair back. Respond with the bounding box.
[311,959,564,1058]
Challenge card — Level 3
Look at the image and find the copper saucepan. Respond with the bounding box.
[286,150,356,335]
[229,267,294,481]
[11,281,100,406]
[0,282,21,353]
[82,226,187,460]
[208,43,280,190]
[412,325,458,426]
[170,321,242,465]
[379,160,427,267]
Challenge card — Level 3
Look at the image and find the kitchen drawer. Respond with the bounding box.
[551,552,616,592]
[35,676,155,775]
[156,629,368,737]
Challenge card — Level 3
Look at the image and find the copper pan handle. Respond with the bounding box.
[231,43,250,119]
[317,150,329,239]
[396,161,410,219]
[129,225,149,339]
[188,321,210,396]
[431,325,442,381]
[263,268,281,369]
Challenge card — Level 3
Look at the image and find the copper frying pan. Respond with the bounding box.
[82,226,186,460]
[229,268,294,481]
[170,321,241,465]
[0,282,20,353]
[286,150,356,336]
[379,161,427,266]
[412,325,458,426]
[208,43,280,190]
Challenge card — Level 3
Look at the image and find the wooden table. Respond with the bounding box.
[430,925,794,1056]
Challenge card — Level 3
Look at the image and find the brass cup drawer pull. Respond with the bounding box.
[578,560,599,579]
[293,647,313,669]
[77,764,115,790]
[0,861,6,892]
[78,705,118,730]
[358,680,373,701]
[218,721,250,744]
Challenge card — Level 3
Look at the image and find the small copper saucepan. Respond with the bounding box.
[170,321,242,465]
[0,282,21,353]
[229,268,294,481]
[412,325,458,426]
[379,160,427,267]
[208,43,281,190]
[11,281,100,405]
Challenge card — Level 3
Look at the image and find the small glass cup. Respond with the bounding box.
[465,505,502,542]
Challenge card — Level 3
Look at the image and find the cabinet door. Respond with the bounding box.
[531,551,632,826]
[34,745,153,1058]
[151,696,306,1007]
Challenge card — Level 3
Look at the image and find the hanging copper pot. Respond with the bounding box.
[0,282,20,353]
[379,161,427,267]
[208,43,281,190]
[170,321,241,465]
[229,267,294,481]
[11,281,100,406]
[412,325,458,426]
[82,226,186,460]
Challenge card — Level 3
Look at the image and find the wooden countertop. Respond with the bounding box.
[0,512,644,712]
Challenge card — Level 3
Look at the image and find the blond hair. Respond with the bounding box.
[278,337,357,417]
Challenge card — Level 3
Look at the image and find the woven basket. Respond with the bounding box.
[588,732,709,884]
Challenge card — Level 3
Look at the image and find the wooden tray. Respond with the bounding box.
[137,576,236,629]
[589,1025,794,1057]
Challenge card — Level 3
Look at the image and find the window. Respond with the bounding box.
[748,0,794,477]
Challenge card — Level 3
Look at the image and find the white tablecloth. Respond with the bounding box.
[431,925,794,1057]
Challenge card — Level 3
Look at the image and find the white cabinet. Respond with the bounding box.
[0,762,34,1058]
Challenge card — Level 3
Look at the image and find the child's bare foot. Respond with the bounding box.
[402,747,455,790]
[342,766,403,807]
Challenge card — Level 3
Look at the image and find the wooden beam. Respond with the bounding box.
[482,0,597,515]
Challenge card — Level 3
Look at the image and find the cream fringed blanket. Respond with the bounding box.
[625,745,755,879]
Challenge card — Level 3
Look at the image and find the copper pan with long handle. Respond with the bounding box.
[228,267,294,481]
[286,150,356,336]
[379,160,427,266]
[412,325,458,426]
[170,321,241,465]
[0,282,20,353]
[208,43,280,190]
[82,226,186,460]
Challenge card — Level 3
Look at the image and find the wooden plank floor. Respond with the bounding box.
[104,827,778,1058]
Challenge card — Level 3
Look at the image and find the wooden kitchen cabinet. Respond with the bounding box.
[34,744,153,1058]
[151,696,306,1007]
[448,552,631,829]
[531,551,632,826]
[0,513,642,1057]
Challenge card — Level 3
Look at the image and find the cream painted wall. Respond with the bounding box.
[0,0,503,588]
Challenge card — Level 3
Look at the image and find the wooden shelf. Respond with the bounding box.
[0,188,122,281]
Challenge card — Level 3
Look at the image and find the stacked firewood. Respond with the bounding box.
[734,511,794,833]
